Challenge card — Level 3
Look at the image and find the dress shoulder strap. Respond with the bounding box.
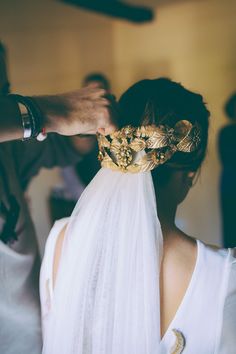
[40,217,69,335]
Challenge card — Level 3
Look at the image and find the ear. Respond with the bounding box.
[186,171,196,188]
[187,171,196,179]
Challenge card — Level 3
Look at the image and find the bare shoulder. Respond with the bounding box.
[160,233,197,337]
[163,232,197,266]
[53,222,68,288]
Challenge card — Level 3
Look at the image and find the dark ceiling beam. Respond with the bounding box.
[60,0,154,23]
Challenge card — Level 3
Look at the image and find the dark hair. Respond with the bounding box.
[0,41,6,56]
[118,78,210,183]
[224,93,236,120]
[83,72,111,91]
[0,41,10,95]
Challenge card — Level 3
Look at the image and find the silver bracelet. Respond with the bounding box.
[18,102,32,139]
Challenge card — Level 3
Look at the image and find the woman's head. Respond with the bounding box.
[118,78,210,205]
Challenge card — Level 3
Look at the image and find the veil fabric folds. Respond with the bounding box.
[43,167,163,354]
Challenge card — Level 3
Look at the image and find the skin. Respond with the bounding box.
[0,50,116,143]
[0,88,116,143]
[68,77,112,156]
[52,169,197,339]
[155,170,197,337]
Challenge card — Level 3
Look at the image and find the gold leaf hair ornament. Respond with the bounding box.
[97,120,201,174]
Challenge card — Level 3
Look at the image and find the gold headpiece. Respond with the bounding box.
[97,120,201,173]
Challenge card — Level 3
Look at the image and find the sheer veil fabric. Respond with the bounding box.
[43,167,163,354]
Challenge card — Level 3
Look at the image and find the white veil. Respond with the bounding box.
[43,167,163,354]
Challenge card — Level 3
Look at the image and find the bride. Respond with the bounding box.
[40,78,236,354]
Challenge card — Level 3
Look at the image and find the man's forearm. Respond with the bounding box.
[0,95,58,143]
[0,88,115,143]
[0,96,23,142]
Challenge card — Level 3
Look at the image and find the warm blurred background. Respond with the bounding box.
[0,0,235,254]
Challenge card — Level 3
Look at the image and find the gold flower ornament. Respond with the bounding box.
[97,120,201,173]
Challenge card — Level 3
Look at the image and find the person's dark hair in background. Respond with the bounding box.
[83,72,111,92]
[0,41,11,95]
[218,92,236,248]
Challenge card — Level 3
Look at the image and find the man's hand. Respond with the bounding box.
[34,87,117,136]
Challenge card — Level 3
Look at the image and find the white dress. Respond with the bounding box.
[40,218,236,354]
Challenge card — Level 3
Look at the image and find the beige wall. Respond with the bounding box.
[0,0,235,250]
[0,0,114,94]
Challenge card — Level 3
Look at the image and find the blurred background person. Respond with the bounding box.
[49,72,111,222]
[0,41,114,354]
[83,72,111,91]
[218,92,236,248]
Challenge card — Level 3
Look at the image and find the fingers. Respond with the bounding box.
[97,97,111,106]
[93,88,107,99]
[85,82,100,89]
[86,87,107,99]
[96,94,119,135]
[97,109,117,136]
[73,87,107,103]
[97,127,106,135]
[97,124,117,136]
[62,88,118,136]
[97,124,117,135]
[79,87,114,107]
[103,123,117,135]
